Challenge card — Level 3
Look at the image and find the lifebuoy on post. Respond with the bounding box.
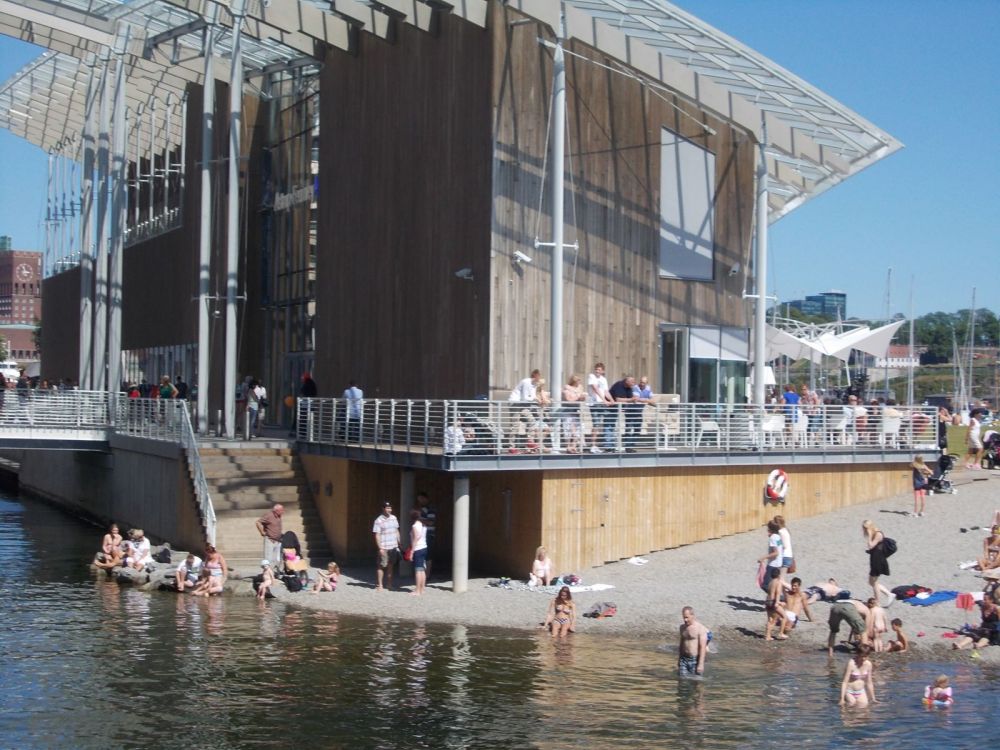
[765,469,788,504]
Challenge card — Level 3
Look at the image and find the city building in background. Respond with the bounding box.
[0,234,41,363]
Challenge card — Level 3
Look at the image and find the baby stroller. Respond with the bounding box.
[280,530,309,589]
[926,453,957,495]
[981,430,1000,470]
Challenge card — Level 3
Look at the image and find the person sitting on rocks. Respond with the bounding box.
[192,545,227,596]
[94,523,124,570]
[123,529,152,571]
[175,552,203,592]
[256,560,275,601]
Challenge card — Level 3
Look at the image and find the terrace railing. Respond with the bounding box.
[296,398,939,458]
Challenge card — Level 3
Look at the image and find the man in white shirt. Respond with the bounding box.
[342,380,363,441]
[175,552,204,592]
[586,362,614,453]
[125,529,152,570]
[509,369,542,403]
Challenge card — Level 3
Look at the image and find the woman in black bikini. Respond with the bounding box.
[542,586,576,638]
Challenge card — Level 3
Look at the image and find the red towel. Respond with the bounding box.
[955,592,975,611]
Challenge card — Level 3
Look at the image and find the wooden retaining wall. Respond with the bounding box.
[299,454,910,576]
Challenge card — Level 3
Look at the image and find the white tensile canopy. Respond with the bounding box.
[762,320,906,364]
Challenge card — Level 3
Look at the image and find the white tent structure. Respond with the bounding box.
[763,320,905,364]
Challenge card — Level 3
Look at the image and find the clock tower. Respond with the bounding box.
[0,236,43,362]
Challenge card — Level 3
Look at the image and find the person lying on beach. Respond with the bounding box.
[839,644,875,708]
[256,560,275,600]
[887,618,909,653]
[311,562,340,594]
[764,568,787,641]
[952,598,999,650]
[805,578,850,605]
[778,577,814,638]
[865,598,889,652]
[923,675,953,706]
[541,586,576,638]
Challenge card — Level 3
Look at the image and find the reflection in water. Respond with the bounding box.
[2,494,1000,749]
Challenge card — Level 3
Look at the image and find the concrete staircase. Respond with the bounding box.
[194,440,331,570]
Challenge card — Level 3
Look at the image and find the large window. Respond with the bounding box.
[659,128,716,281]
[660,325,748,404]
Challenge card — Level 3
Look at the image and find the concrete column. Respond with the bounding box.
[452,474,470,593]
[400,469,415,576]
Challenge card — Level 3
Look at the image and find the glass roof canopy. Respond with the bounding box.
[0,0,901,221]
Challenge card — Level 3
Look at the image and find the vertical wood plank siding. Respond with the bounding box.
[299,453,908,576]
[539,465,909,572]
[316,16,494,398]
[488,4,755,394]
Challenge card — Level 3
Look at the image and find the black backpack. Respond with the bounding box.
[153,547,172,564]
[281,574,303,592]
[882,537,898,557]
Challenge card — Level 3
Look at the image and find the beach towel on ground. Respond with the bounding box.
[891,584,931,600]
[905,591,959,606]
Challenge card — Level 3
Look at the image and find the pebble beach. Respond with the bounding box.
[246,467,1000,662]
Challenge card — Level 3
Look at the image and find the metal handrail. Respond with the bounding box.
[178,401,217,546]
[296,397,939,457]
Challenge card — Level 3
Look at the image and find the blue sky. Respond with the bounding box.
[0,2,998,319]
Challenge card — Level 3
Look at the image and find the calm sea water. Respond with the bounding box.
[2,493,999,749]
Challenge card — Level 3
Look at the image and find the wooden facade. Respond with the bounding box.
[314,15,494,399]
[299,453,910,575]
[488,4,755,396]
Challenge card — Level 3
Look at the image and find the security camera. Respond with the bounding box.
[728,263,741,277]
[454,268,474,281]
[513,250,532,264]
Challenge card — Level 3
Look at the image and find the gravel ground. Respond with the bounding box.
[244,467,1000,662]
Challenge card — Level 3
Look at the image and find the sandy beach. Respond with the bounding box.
[247,467,1000,662]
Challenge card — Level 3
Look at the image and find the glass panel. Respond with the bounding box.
[688,358,717,404]
[720,360,748,406]
[660,328,687,398]
[659,128,716,280]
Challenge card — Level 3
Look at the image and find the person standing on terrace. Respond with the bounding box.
[586,363,614,453]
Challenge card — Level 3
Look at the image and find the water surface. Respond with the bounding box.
[1,495,997,749]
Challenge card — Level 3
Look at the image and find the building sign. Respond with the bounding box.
[273,183,314,212]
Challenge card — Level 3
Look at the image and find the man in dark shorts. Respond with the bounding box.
[678,606,709,677]
[827,600,868,656]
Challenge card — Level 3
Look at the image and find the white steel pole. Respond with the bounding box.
[109,52,127,396]
[224,0,245,439]
[550,17,566,411]
[197,9,217,434]
[93,56,111,391]
[79,58,97,388]
[752,121,769,406]
[147,97,155,225]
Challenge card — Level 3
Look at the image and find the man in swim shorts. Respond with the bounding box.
[678,606,709,677]
[827,600,867,656]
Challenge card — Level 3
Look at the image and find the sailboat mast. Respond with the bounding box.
[907,276,915,405]
[968,288,976,406]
